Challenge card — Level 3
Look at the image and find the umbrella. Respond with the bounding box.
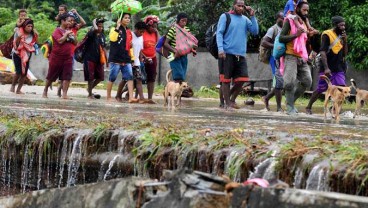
[111,0,142,17]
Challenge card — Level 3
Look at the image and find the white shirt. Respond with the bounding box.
[132,31,143,67]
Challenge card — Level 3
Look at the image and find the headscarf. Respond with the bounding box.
[144,15,159,26]
[332,16,345,26]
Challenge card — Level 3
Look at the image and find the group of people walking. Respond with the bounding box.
[217,0,348,115]
[7,0,349,115]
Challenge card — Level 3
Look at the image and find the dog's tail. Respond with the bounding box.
[166,70,172,83]
[350,79,358,90]
[320,75,332,87]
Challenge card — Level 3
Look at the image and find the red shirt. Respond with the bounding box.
[50,27,74,61]
[126,29,132,51]
[142,31,158,58]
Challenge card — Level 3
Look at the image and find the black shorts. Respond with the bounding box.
[218,54,249,83]
[13,53,31,75]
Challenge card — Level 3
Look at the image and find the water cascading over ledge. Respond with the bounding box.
[0,115,367,197]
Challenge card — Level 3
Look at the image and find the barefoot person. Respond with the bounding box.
[43,13,77,99]
[305,16,348,114]
[10,18,38,94]
[57,9,86,97]
[142,15,160,103]
[83,18,107,99]
[107,13,138,103]
[279,2,312,115]
[217,0,259,109]
[261,11,284,112]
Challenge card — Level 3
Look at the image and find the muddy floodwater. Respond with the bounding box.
[1,89,368,198]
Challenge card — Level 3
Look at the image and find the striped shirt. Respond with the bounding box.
[166,25,190,48]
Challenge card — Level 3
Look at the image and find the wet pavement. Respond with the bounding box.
[1,84,368,143]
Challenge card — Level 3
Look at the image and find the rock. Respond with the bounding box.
[244,98,255,106]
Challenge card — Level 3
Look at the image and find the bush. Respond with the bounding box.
[0,7,13,27]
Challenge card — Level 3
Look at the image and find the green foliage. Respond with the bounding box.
[344,3,368,70]
[0,7,13,27]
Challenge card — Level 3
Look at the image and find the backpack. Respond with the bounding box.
[0,35,14,59]
[272,34,286,59]
[40,36,53,58]
[259,25,279,64]
[74,33,89,63]
[205,13,231,59]
[155,35,170,58]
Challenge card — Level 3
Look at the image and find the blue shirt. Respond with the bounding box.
[216,13,259,57]
[283,0,301,17]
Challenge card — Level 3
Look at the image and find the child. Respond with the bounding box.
[55,4,68,21]
[16,9,28,28]
[283,0,318,34]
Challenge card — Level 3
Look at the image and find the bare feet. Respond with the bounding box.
[138,99,150,104]
[146,99,157,104]
[262,96,270,111]
[88,95,95,100]
[42,92,48,98]
[16,91,25,95]
[10,86,15,93]
[226,102,240,110]
[62,96,72,100]
[114,97,122,102]
[305,108,312,115]
[128,98,139,103]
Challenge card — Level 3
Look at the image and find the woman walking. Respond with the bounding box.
[10,18,38,94]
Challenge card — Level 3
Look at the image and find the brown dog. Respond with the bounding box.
[321,75,351,121]
[163,70,189,109]
[350,79,368,118]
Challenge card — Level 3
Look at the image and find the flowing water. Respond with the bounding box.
[0,95,368,197]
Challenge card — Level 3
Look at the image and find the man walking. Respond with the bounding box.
[261,11,284,112]
[217,0,259,109]
[279,1,312,115]
[305,16,348,114]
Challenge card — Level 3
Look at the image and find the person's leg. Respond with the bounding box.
[145,57,157,101]
[60,60,74,100]
[274,89,283,111]
[87,80,94,98]
[305,91,320,114]
[57,81,62,97]
[107,63,119,101]
[262,88,275,111]
[136,79,145,101]
[170,56,186,81]
[16,74,27,94]
[306,72,326,114]
[10,53,22,93]
[115,80,126,101]
[84,61,94,98]
[10,74,20,93]
[61,80,71,99]
[283,55,298,115]
[274,68,284,112]
[230,56,249,105]
[295,61,312,102]
[230,81,245,103]
[43,79,53,98]
[222,82,231,107]
[122,64,138,103]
